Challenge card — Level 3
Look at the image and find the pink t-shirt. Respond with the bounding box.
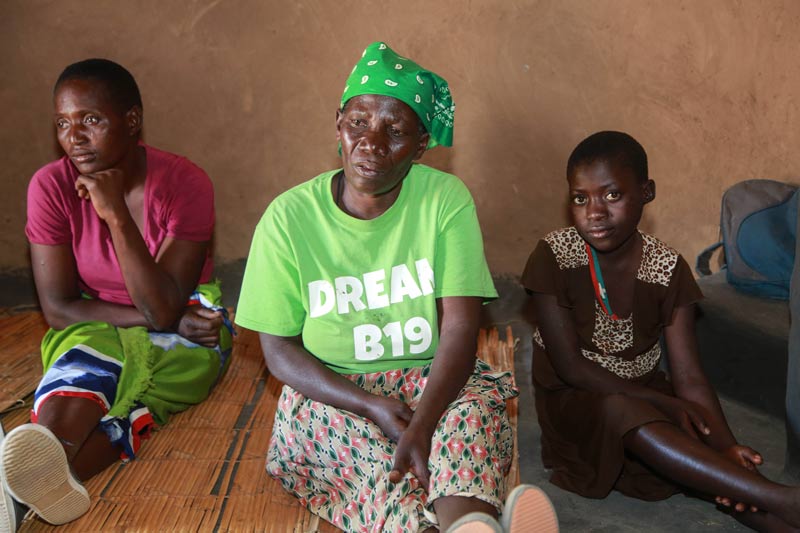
[26,144,215,306]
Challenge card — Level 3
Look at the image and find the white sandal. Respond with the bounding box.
[0,424,89,525]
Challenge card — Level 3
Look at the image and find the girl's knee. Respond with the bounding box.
[599,392,635,418]
[598,393,655,434]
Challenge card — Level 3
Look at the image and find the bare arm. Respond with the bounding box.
[31,242,151,329]
[113,227,208,330]
[389,296,482,488]
[534,292,667,398]
[75,170,209,330]
[663,304,738,450]
[532,292,712,436]
[31,237,211,332]
[666,301,764,512]
[408,296,482,433]
[259,332,412,441]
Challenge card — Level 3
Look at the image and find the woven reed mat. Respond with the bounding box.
[2,319,518,533]
[0,311,48,416]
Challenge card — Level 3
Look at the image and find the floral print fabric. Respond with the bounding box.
[267,359,518,532]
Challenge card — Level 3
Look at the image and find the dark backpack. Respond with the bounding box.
[696,179,798,300]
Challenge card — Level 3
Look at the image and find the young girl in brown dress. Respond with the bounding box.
[522,131,800,531]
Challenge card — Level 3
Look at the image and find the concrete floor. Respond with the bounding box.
[1,269,792,532]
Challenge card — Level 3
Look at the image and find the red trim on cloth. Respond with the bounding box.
[31,390,110,422]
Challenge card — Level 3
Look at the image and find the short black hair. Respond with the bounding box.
[55,58,142,112]
[567,131,648,183]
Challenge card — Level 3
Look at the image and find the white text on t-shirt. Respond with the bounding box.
[307,258,434,318]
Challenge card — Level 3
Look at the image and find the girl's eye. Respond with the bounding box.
[572,195,587,205]
[389,127,405,137]
[606,191,621,201]
[55,119,68,129]
[84,115,99,125]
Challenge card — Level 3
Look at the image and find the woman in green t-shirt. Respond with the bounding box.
[235,43,558,532]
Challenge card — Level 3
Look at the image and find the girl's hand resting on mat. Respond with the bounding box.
[174,305,223,347]
[366,396,412,443]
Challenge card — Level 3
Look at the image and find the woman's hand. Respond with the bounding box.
[379,297,481,493]
[365,396,412,443]
[714,445,763,512]
[75,170,129,224]
[388,425,431,492]
[650,395,710,439]
[175,305,223,347]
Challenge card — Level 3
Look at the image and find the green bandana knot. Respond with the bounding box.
[341,41,454,149]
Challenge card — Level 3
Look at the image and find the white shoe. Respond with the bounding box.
[446,511,504,533]
[500,484,559,533]
[0,423,26,533]
[0,424,89,525]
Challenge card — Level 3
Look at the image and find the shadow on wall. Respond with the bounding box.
[215,257,247,309]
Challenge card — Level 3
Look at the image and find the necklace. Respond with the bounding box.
[586,243,619,320]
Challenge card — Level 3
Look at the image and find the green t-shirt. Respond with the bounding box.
[235,164,497,373]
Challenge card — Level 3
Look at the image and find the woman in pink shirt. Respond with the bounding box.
[0,59,231,530]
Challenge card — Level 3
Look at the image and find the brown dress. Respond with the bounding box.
[520,227,703,500]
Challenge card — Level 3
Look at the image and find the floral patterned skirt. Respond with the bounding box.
[267,359,518,532]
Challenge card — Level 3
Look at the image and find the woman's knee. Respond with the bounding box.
[433,494,498,523]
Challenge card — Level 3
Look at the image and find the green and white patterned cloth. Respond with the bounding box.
[341,41,455,149]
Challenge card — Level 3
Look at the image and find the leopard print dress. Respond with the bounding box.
[521,227,703,500]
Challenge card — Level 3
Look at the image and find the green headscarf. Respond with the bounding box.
[341,41,454,149]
